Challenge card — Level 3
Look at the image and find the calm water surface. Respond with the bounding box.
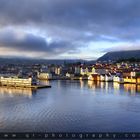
[0,80,140,132]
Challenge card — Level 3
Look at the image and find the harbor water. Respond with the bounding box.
[0,80,140,132]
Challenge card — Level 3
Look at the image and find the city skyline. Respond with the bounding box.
[0,0,140,60]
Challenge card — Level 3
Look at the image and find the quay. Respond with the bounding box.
[0,76,51,89]
[31,85,51,89]
[0,83,51,89]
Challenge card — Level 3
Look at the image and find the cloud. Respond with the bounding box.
[0,0,140,41]
[0,0,140,58]
[104,44,140,52]
[0,28,78,58]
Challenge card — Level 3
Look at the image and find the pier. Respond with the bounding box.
[0,77,51,89]
[31,85,51,89]
[0,84,51,89]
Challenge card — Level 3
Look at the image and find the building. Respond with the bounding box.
[40,65,48,72]
[55,67,62,75]
[37,72,52,80]
[137,77,140,84]
[88,74,100,81]
[123,71,131,78]
[0,77,36,87]
[74,66,81,74]
[131,71,140,78]
[123,77,136,84]
[113,76,124,83]
[95,68,108,75]
[80,67,95,76]
[66,72,74,78]
[104,74,113,82]
[100,74,105,81]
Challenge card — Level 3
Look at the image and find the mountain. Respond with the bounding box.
[0,57,86,65]
[98,50,140,61]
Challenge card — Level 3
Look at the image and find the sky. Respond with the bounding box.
[0,0,140,60]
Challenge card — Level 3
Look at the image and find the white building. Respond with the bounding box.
[38,72,52,80]
[66,72,74,78]
[131,71,136,77]
[0,77,35,86]
[113,76,124,83]
[105,74,113,82]
[55,67,62,75]
[100,74,105,81]
[80,67,95,76]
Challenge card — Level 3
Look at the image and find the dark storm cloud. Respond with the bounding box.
[0,0,140,41]
[0,0,140,32]
[0,29,76,55]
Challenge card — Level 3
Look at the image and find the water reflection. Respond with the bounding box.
[39,80,50,85]
[80,80,84,88]
[1,80,140,132]
[105,82,109,91]
[87,80,140,95]
[88,81,100,89]
[124,84,136,94]
[100,82,105,89]
[88,81,111,91]
[0,87,36,98]
[123,84,140,95]
[136,85,140,93]
[113,82,120,90]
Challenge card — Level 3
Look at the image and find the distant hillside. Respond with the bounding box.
[0,57,86,65]
[98,50,140,61]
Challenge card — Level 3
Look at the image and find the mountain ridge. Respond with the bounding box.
[98,50,140,61]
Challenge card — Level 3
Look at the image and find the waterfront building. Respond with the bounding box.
[80,67,88,75]
[123,77,137,84]
[88,74,100,81]
[137,76,140,84]
[104,74,113,82]
[80,67,95,76]
[113,76,124,83]
[0,77,36,87]
[100,74,105,81]
[37,72,52,80]
[131,71,140,78]
[66,72,74,78]
[123,71,131,78]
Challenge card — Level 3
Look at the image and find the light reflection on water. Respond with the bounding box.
[0,80,140,132]
[88,80,140,95]
[39,80,50,86]
[0,87,36,98]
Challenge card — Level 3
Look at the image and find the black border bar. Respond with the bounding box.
[0,132,140,139]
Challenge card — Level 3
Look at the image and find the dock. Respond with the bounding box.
[0,77,51,89]
[31,85,51,89]
[0,84,51,89]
